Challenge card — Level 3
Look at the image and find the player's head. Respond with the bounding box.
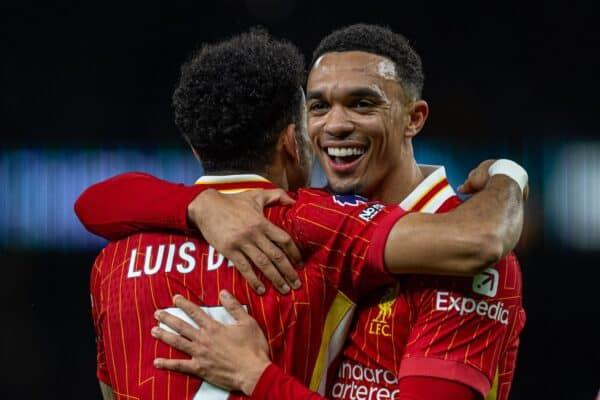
[306,23,429,199]
[173,28,311,191]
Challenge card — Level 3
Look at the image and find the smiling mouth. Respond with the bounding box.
[324,146,367,171]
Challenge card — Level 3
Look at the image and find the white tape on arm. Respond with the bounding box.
[488,159,528,194]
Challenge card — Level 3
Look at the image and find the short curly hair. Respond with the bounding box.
[311,23,424,100]
[173,28,305,172]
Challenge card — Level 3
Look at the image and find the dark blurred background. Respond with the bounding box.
[2,1,599,399]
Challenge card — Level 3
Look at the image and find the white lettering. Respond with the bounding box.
[207,245,235,270]
[460,297,476,315]
[164,244,176,272]
[177,242,196,273]
[436,291,449,309]
[435,292,509,325]
[127,248,141,278]
[207,245,224,271]
[476,300,488,316]
[126,242,197,278]
[382,370,397,385]
[144,245,164,275]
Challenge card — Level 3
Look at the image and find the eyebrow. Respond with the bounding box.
[307,87,384,101]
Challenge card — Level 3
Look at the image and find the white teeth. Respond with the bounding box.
[326,147,366,157]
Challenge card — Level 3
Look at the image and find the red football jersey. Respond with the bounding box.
[330,166,526,400]
[90,174,407,399]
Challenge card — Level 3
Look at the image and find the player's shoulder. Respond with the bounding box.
[296,189,375,208]
[104,231,204,253]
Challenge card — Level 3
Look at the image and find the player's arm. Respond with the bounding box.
[74,172,302,294]
[152,293,479,400]
[152,292,327,400]
[383,160,526,276]
[99,382,115,400]
[74,172,204,239]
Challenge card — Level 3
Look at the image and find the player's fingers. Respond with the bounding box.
[154,309,200,341]
[265,224,303,271]
[240,242,290,294]
[219,290,248,322]
[228,250,266,295]
[172,295,215,329]
[255,234,300,290]
[151,326,195,355]
[457,181,475,194]
[154,357,199,375]
[255,188,296,207]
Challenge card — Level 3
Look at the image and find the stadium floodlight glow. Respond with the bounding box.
[546,142,600,250]
[0,149,201,251]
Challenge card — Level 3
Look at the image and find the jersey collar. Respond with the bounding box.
[194,174,277,193]
[399,165,458,213]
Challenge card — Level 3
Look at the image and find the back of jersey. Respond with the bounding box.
[91,231,303,399]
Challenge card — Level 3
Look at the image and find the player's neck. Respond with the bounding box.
[204,169,270,180]
[371,158,425,204]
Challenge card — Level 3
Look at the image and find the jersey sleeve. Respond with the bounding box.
[251,364,478,400]
[272,190,408,300]
[251,363,327,400]
[74,172,205,240]
[397,253,525,399]
[90,249,110,384]
[397,376,479,400]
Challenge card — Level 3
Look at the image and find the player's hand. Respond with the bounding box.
[152,292,271,396]
[187,188,303,295]
[458,159,529,200]
[457,159,496,195]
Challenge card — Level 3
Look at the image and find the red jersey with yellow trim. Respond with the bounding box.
[329,166,526,400]
[90,174,407,400]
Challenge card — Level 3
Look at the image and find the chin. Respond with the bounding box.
[329,180,362,195]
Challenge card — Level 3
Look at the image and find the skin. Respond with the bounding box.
[186,52,431,291]
[306,51,429,204]
[149,50,527,397]
[183,51,432,292]
[189,105,313,295]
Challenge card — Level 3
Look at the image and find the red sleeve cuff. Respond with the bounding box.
[250,363,280,400]
[366,206,409,271]
[172,185,208,231]
[398,357,490,398]
[250,363,326,400]
[398,376,478,400]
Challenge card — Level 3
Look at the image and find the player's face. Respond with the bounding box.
[287,95,314,191]
[296,98,314,186]
[306,51,412,196]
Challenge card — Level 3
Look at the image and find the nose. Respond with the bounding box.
[323,105,353,137]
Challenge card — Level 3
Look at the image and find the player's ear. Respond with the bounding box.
[280,124,300,165]
[405,100,429,138]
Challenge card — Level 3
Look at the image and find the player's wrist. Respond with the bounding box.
[186,189,216,230]
[488,159,528,195]
[240,360,272,396]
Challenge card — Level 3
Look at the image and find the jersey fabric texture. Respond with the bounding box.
[330,166,526,400]
[89,174,407,399]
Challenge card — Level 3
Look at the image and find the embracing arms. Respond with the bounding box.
[152,293,479,400]
[75,160,527,283]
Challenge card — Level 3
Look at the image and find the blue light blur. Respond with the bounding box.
[0,148,202,250]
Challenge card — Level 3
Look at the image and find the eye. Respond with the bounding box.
[353,99,374,108]
[308,101,329,113]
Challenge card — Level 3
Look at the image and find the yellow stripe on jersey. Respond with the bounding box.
[310,291,356,393]
[486,369,499,400]
[194,174,269,185]
[215,188,264,194]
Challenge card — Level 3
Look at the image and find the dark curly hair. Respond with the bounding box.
[311,23,424,100]
[173,28,305,172]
